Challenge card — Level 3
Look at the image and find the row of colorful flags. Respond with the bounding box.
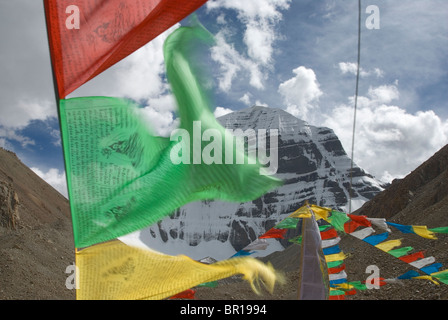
[44,0,285,300]
[171,204,447,300]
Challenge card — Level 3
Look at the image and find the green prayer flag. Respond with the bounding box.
[328,210,350,232]
[329,289,345,296]
[288,235,302,244]
[387,246,414,258]
[275,217,300,229]
[197,281,218,288]
[327,260,344,268]
[348,281,368,291]
[429,227,448,234]
[319,224,332,232]
[60,24,282,248]
[432,270,448,285]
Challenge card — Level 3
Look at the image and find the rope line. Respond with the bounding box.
[349,0,362,214]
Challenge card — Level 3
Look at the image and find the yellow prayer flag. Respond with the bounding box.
[413,275,440,285]
[335,283,354,290]
[75,240,283,300]
[310,205,331,221]
[412,226,437,240]
[289,206,312,218]
[325,252,347,263]
[375,239,402,252]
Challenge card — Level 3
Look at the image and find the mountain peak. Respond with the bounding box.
[131,105,385,260]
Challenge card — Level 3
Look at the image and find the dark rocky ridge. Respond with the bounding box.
[143,106,385,255]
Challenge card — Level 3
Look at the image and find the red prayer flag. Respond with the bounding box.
[169,289,196,299]
[399,251,425,263]
[344,220,361,233]
[345,289,357,296]
[329,294,345,300]
[347,214,372,227]
[259,228,287,239]
[44,0,208,98]
[328,264,346,275]
[320,228,338,240]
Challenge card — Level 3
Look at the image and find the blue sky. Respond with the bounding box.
[0,0,447,198]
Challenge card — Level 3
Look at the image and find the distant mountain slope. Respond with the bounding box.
[354,143,448,226]
[0,147,74,300]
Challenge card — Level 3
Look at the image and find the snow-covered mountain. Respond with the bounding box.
[121,106,385,260]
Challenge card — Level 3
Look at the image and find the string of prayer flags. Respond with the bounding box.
[308,205,448,299]
[387,222,437,240]
[297,209,330,300]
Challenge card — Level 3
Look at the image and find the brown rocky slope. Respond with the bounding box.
[0,147,75,300]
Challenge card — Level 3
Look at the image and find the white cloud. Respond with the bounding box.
[214,106,234,118]
[211,31,264,91]
[0,126,35,148]
[0,99,56,130]
[31,167,68,198]
[366,85,399,104]
[323,84,448,183]
[111,25,179,102]
[278,66,323,121]
[206,0,291,91]
[239,93,252,106]
[338,62,384,78]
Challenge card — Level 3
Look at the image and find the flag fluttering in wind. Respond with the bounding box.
[59,22,282,248]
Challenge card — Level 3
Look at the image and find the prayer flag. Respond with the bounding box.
[325,252,347,263]
[275,217,300,229]
[320,228,338,240]
[409,256,436,269]
[375,239,402,252]
[259,228,287,239]
[412,226,437,240]
[386,222,414,234]
[59,24,282,248]
[169,289,196,299]
[363,232,389,246]
[429,227,448,234]
[420,263,443,275]
[399,251,425,263]
[44,0,208,98]
[75,240,282,300]
[349,227,375,240]
[387,246,414,258]
[347,214,372,227]
[328,210,349,232]
[344,220,361,233]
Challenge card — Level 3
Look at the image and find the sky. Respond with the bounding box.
[0,0,447,198]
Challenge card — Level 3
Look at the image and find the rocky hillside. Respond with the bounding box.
[354,144,448,226]
[0,147,75,300]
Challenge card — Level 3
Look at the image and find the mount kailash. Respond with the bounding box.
[121,105,385,260]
